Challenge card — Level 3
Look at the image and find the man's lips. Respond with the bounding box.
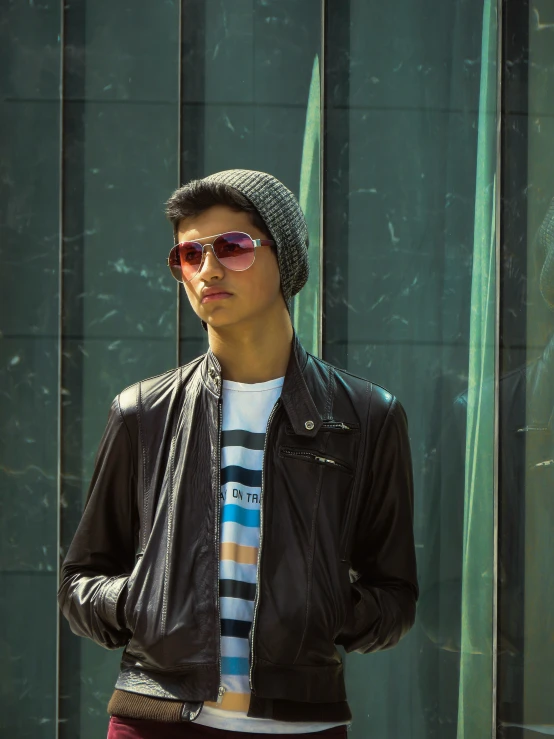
[200,291,233,304]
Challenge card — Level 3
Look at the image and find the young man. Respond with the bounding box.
[58,169,419,738]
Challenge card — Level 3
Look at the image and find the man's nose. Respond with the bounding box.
[196,244,224,279]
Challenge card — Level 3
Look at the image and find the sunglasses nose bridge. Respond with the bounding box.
[195,241,224,278]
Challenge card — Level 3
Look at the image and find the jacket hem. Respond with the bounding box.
[252,658,347,703]
[108,689,352,724]
[115,664,220,702]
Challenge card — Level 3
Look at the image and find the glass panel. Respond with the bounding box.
[322,1,498,737]
[522,0,554,729]
[0,4,61,737]
[457,3,497,735]
[58,3,180,737]
[498,0,554,735]
[178,0,322,359]
[294,54,322,355]
[178,0,208,363]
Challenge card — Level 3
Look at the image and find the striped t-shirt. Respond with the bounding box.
[195,376,346,734]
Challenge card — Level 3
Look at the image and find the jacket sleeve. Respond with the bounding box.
[336,396,419,654]
[57,394,138,649]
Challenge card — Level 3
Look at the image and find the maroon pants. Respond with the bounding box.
[108,716,348,738]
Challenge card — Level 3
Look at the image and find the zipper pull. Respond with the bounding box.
[217,686,226,703]
[340,422,351,430]
[316,456,336,466]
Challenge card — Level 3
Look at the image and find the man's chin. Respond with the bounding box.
[201,308,260,331]
[201,311,241,330]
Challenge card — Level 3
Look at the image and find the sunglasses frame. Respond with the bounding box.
[166,230,275,284]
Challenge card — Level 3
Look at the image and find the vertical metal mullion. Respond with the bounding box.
[318,0,326,359]
[57,3,87,734]
[55,1,66,736]
[492,0,503,734]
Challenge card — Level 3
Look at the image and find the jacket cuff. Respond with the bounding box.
[336,583,379,651]
[100,575,130,632]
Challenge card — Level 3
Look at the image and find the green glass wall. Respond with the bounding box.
[322,2,497,737]
[57,4,180,737]
[0,3,61,735]
[2,1,553,738]
[497,1,554,736]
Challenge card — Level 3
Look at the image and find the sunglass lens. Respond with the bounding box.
[168,246,183,281]
[177,242,203,281]
[213,232,255,271]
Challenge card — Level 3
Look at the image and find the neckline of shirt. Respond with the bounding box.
[222,376,285,392]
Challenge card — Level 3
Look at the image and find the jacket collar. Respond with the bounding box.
[202,331,323,437]
[280,333,323,437]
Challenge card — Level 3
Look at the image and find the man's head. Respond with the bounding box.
[165,170,309,331]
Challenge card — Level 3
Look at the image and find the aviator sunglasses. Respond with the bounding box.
[167,230,275,284]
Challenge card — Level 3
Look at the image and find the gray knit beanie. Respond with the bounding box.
[537,196,554,310]
[202,169,309,308]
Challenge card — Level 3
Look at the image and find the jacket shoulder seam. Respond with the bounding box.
[115,393,137,483]
[117,354,206,399]
[370,394,400,458]
[306,352,397,402]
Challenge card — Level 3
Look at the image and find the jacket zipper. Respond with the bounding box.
[287,420,357,435]
[280,447,352,472]
[215,396,226,705]
[249,399,280,693]
[321,421,356,432]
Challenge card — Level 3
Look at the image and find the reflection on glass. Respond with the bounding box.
[497,1,554,736]
[521,2,554,732]
[497,203,554,738]
[456,2,497,736]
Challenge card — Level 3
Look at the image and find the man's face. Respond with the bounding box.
[177,205,284,330]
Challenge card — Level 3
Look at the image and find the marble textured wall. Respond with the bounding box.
[0,3,61,735]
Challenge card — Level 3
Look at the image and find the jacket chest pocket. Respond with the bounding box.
[279,447,353,474]
[282,418,359,474]
[277,443,356,544]
[283,419,359,470]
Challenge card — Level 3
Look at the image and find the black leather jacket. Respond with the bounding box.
[58,335,419,722]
